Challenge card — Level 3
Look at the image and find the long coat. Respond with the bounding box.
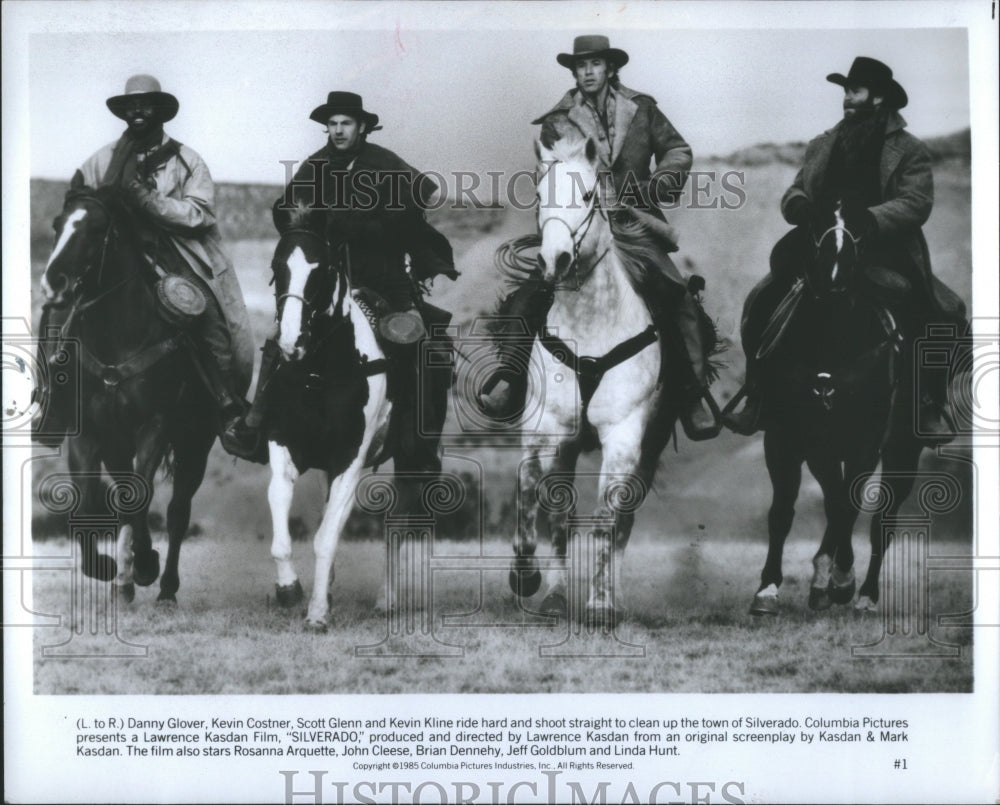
[780,110,964,320]
[76,134,254,391]
[272,140,456,290]
[533,82,692,286]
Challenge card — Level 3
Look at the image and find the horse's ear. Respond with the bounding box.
[584,137,597,164]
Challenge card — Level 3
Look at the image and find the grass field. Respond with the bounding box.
[25,138,976,695]
[31,532,973,695]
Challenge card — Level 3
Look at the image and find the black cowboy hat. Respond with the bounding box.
[309,91,381,130]
[826,56,908,110]
[106,74,179,122]
[556,35,629,70]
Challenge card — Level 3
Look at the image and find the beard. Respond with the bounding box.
[838,105,890,167]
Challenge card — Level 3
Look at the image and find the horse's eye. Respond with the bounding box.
[583,189,594,204]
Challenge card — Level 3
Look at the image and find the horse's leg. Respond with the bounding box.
[826,449,881,606]
[267,442,303,608]
[158,427,214,604]
[510,437,556,599]
[858,436,923,610]
[301,458,367,631]
[586,411,649,626]
[751,430,803,615]
[805,452,850,610]
[67,436,117,581]
[129,422,168,588]
[537,440,581,617]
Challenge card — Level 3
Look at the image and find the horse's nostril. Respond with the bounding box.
[555,251,572,275]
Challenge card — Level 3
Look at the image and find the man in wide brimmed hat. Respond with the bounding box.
[33,74,254,450]
[222,90,455,469]
[477,34,722,441]
[724,57,967,442]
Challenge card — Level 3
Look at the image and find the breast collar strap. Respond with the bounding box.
[539,323,658,408]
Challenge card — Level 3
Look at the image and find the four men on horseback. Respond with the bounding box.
[221,91,457,468]
[724,57,966,442]
[34,74,254,448]
[476,35,721,440]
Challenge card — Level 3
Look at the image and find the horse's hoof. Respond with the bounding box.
[828,578,856,605]
[808,587,832,611]
[84,553,117,582]
[115,583,135,604]
[275,580,304,608]
[539,590,568,618]
[750,585,780,616]
[508,557,542,598]
[585,601,617,630]
[855,595,878,613]
[155,592,177,607]
[303,618,328,634]
[134,550,160,587]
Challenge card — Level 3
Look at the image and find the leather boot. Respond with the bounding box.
[220,339,280,463]
[477,280,554,419]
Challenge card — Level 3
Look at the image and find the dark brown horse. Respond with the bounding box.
[746,201,920,615]
[40,186,216,603]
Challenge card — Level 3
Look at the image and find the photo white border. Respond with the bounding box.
[4,2,997,803]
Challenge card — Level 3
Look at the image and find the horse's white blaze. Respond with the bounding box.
[832,207,844,281]
[44,208,88,290]
[277,246,318,357]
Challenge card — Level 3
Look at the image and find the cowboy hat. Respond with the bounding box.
[826,56,908,110]
[106,74,179,122]
[556,35,629,70]
[309,91,381,130]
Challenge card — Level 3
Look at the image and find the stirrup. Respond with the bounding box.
[721,385,762,436]
[680,386,722,441]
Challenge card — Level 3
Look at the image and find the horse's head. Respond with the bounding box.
[534,125,608,286]
[805,200,864,296]
[42,187,121,307]
[271,214,345,361]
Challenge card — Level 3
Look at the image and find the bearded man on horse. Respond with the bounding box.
[33,74,254,448]
[222,91,456,469]
[724,57,967,441]
[478,34,720,441]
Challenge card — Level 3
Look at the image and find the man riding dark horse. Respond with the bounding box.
[223,91,457,466]
[33,74,254,448]
[724,57,967,441]
[477,35,721,441]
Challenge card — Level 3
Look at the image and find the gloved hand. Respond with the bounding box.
[785,195,812,226]
[125,177,156,208]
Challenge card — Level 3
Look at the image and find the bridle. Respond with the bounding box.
[272,227,347,349]
[537,161,611,286]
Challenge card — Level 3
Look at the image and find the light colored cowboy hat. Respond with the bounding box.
[826,56,908,110]
[106,74,179,121]
[309,91,381,130]
[556,35,629,70]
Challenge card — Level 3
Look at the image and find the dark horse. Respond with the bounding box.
[40,186,216,603]
[746,200,927,615]
[263,220,452,630]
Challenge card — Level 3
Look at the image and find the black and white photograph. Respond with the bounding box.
[3,1,998,803]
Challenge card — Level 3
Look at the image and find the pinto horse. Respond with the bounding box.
[507,129,696,625]
[40,186,217,603]
[746,202,921,615]
[264,219,454,631]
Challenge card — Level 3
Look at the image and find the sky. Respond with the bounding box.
[19,5,972,186]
